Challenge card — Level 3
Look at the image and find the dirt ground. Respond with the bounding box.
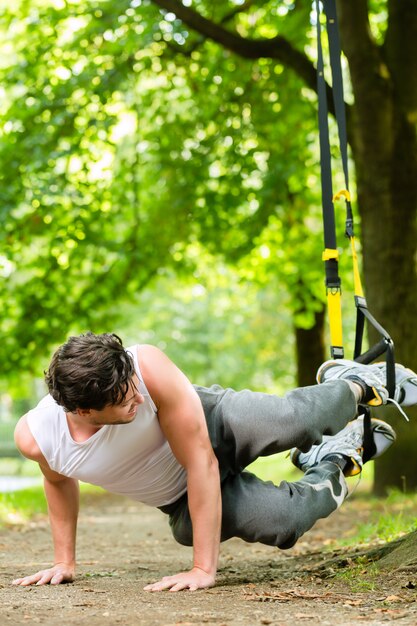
[1,491,416,626]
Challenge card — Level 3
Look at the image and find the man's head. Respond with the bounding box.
[45,332,136,413]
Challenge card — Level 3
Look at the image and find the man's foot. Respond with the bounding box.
[316,359,388,406]
[290,416,396,477]
[369,363,417,407]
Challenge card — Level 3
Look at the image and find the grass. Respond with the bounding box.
[0,485,48,525]
[338,489,417,548]
[335,557,380,592]
[0,480,105,527]
[328,488,417,591]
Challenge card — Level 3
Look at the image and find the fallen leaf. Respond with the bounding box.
[374,608,408,616]
[245,589,348,603]
[343,599,364,606]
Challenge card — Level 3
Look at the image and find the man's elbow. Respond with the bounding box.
[209,453,219,475]
[202,451,220,481]
[187,449,220,481]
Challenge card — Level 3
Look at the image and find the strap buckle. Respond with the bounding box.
[322,248,339,261]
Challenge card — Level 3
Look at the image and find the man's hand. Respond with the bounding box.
[143,567,215,592]
[12,562,75,586]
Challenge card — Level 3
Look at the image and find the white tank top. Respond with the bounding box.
[26,345,187,507]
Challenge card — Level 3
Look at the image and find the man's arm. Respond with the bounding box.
[12,415,79,586]
[139,345,222,592]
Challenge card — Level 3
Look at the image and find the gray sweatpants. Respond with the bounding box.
[160,379,357,549]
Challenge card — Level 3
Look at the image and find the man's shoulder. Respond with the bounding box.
[15,395,60,462]
[14,414,43,462]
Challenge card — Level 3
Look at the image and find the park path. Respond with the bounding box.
[1,491,416,626]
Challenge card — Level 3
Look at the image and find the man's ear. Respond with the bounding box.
[74,407,93,417]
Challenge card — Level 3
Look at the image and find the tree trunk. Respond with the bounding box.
[338,0,417,493]
[150,0,417,493]
[295,308,326,388]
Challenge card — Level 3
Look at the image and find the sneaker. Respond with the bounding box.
[290,416,396,477]
[316,359,389,406]
[369,362,417,407]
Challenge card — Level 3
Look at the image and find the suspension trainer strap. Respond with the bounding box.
[361,407,377,463]
[322,0,366,346]
[316,0,343,359]
[317,0,396,397]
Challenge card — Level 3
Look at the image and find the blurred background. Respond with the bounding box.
[0,1,416,503]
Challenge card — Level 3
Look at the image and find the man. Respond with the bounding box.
[12,332,417,592]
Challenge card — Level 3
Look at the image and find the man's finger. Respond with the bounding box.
[17,574,43,587]
[169,582,189,592]
[144,578,180,592]
[50,572,65,585]
[36,573,53,586]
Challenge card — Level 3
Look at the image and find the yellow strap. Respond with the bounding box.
[327,288,343,347]
[322,248,339,261]
[332,188,364,296]
[333,189,351,202]
[349,236,364,298]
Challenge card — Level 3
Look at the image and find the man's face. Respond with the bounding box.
[78,375,145,426]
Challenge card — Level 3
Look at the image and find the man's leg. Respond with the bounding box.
[219,463,347,547]
[164,416,395,549]
[163,364,402,548]
[162,380,356,547]
[194,380,357,472]
[164,460,346,548]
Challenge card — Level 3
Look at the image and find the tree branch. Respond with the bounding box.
[151,0,319,94]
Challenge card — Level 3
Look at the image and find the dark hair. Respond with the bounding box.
[45,332,135,412]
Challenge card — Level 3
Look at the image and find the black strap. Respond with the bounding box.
[322,0,354,237]
[316,0,396,397]
[361,407,377,463]
[316,0,343,359]
[316,3,337,252]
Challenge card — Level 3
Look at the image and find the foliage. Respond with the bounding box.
[0,0,337,378]
[1,249,299,407]
[115,252,296,392]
